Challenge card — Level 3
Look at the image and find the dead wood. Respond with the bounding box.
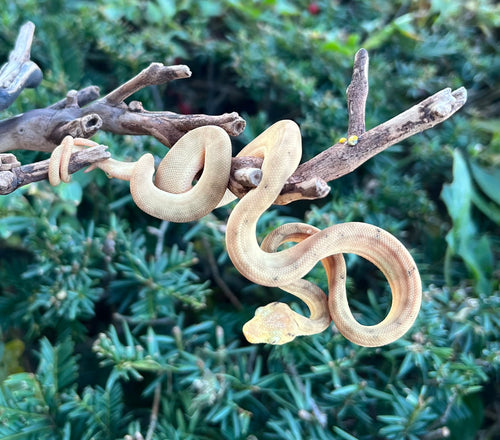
[0,21,42,111]
[0,146,111,195]
[0,23,466,205]
[0,61,245,154]
[229,49,467,204]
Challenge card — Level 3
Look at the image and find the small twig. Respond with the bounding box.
[104,63,192,105]
[113,312,175,327]
[346,48,369,137]
[430,390,457,430]
[201,237,243,310]
[0,145,110,195]
[145,382,162,440]
[49,86,100,110]
[422,427,451,440]
[147,221,170,259]
[0,21,42,110]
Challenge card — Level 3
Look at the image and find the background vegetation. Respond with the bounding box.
[0,0,499,439]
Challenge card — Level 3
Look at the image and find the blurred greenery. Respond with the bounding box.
[0,0,499,439]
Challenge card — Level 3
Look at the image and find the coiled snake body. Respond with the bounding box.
[226,120,421,347]
[49,120,422,347]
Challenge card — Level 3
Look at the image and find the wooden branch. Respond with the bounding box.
[0,26,466,208]
[0,25,246,153]
[228,47,467,204]
[295,87,467,184]
[0,146,110,195]
[49,86,100,109]
[346,48,369,137]
[103,63,191,105]
[0,21,42,111]
[231,87,466,204]
[0,62,246,153]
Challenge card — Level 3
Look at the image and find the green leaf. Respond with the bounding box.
[0,216,36,238]
[333,426,360,440]
[441,149,493,292]
[36,337,78,405]
[471,188,500,225]
[469,160,500,206]
[53,180,82,204]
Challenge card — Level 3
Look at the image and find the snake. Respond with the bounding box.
[48,125,232,222]
[49,120,422,347]
[226,120,422,347]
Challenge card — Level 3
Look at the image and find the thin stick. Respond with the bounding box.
[0,21,42,110]
[0,145,110,195]
[145,382,162,440]
[104,63,192,105]
[202,237,243,310]
[346,48,369,137]
[229,87,467,203]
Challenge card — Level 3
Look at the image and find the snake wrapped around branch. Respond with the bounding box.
[49,120,422,347]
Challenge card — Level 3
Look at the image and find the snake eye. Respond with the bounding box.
[338,137,347,144]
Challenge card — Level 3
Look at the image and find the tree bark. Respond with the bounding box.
[0,146,111,195]
[0,21,42,111]
[0,62,246,154]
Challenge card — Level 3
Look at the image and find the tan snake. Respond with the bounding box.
[49,126,232,222]
[225,120,422,347]
[49,120,422,347]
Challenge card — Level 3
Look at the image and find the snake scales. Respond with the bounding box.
[49,120,422,347]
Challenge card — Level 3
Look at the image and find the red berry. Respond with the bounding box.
[308,2,320,15]
[177,101,192,115]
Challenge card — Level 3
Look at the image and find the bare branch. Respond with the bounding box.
[346,48,369,137]
[228,87,466,204]
[0,21,42,110]
[103,63,191,105]
[145,382,162,440]
[49,86,100,109]
[296,87,467,183]
[0,145,110,195]
[0,40,246,154]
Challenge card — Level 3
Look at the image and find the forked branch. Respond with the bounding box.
[0,21,42,111]
[0,22,246,160]
[229,49,467,204]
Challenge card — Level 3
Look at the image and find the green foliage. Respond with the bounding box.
[1,0,499,439]
[441,149,494,294]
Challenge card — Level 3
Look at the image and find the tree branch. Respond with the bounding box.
[0,23,246,154]
[346,48,369,137]
[228,48,467,204]
[0,21,42,111]
[294,86,467,184]
[0,62,246,153]
[0,146,110,195]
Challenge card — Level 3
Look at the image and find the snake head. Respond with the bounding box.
[242,302,299,345]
